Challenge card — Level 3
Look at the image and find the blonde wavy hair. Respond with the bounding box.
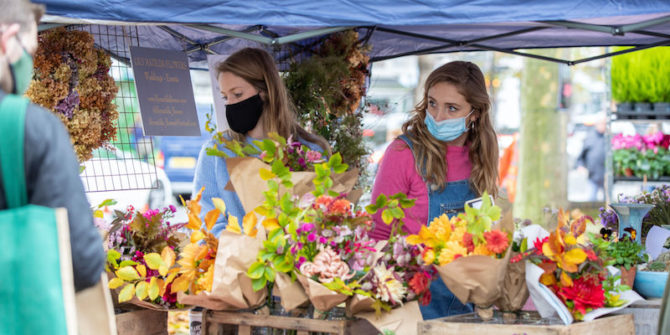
[401,61,498,196]
[216,48,330,154]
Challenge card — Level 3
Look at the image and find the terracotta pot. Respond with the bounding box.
[619,266,637,287]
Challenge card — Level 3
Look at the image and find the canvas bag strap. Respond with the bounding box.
[0,94,29,208]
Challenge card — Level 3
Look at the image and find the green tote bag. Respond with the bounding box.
[0,94,77,335]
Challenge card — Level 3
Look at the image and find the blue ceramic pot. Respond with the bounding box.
[609,203,654,244]
[633,270,668,298]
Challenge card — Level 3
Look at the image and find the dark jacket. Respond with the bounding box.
[0,90,104,292]
[577,128,606,186]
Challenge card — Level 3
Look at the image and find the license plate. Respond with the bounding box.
[168,157,197,169]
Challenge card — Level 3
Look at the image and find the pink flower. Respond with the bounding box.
[306,150,323,163]
[307,232,317,242]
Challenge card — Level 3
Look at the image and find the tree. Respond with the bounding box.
[514,49,569,227]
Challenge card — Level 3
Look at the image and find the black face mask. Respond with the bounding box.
[225,94,264,134]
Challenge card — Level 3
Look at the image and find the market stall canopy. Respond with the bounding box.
[35,0,670,66]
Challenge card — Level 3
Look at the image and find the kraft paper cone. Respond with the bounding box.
[357,301,422,335]
[296,274,349,312]
[211,231,267,309]
[494,251,529,312]
[225,157,359,213]
[274,272,309,312]
[346,294,376,316]
[437,211,514,307]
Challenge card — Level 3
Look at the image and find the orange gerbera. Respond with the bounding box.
[484,230,509,254]
[329,198,351,215]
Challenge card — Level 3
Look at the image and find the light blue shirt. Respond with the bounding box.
[192,134,324,236]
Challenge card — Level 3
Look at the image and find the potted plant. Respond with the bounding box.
[635,250,670,299]
[606,237,648,287]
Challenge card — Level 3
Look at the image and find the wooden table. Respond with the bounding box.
[418,311,635,335]
[612,298,662,335]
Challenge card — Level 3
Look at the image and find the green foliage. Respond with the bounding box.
[611,47,670,103]
[648,261,667,272]
[603,274,630,308]
[606,239,648,270]
[613,147,670,179]
[365,192,415,242]
[283,30,370,182]
[458,191,501,244]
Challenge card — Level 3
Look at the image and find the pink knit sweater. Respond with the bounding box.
[369,138,472,240]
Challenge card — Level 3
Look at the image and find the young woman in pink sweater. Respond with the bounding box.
[369,61,499,319]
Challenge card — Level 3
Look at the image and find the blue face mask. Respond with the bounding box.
[424,109,474,142]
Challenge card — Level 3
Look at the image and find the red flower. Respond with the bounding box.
[484,230,509,254]
[585,249,598,261]
[409,272,430,294]
[462,232,475,253]
[555,277,605,316]
[419,289,432,306]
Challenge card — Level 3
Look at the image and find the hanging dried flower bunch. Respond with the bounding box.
[26,27,119,162]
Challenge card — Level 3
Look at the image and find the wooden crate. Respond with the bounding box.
[116,309,168,335]
[202,310,378,335]
[418,311,635,335]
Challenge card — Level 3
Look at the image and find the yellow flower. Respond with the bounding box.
[423,249,436,265]
[438,241,468,265]
[473,243,493,256]
[450,225,467,244]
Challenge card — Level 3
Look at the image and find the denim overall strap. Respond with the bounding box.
[398,134,478,319]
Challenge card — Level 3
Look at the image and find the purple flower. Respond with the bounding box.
[307,232,317,242]
[55,90,80,119]
[319,236,328,244]
[169,205,177,213]
[296,256,306,269]
[298,157,306,168]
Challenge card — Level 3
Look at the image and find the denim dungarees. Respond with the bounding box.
[399,135,476,319]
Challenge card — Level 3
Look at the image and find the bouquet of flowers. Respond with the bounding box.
[206,132,359,213]
[406,192,513,320]
[173,187,267,311]
[245,152,369,311]
[100,204,187,309]
[516,210,643,324]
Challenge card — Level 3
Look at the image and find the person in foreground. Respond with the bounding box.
[369,61,499,319]
[0,0,104,292]
[193,47,330,236]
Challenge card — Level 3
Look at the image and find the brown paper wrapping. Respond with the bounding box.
[346,294,376,316]
[494,251,529,312]
[436,211,515,308]
[224,157,359,212]
[274,272,309,312]
[208,231,267,309]
[357,301,422,335]
[296,274,349,312]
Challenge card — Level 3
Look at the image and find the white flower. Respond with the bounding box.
[373,265,406,304]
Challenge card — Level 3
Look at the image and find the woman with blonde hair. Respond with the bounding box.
[369,61,499,319]
[193,47,329,236]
